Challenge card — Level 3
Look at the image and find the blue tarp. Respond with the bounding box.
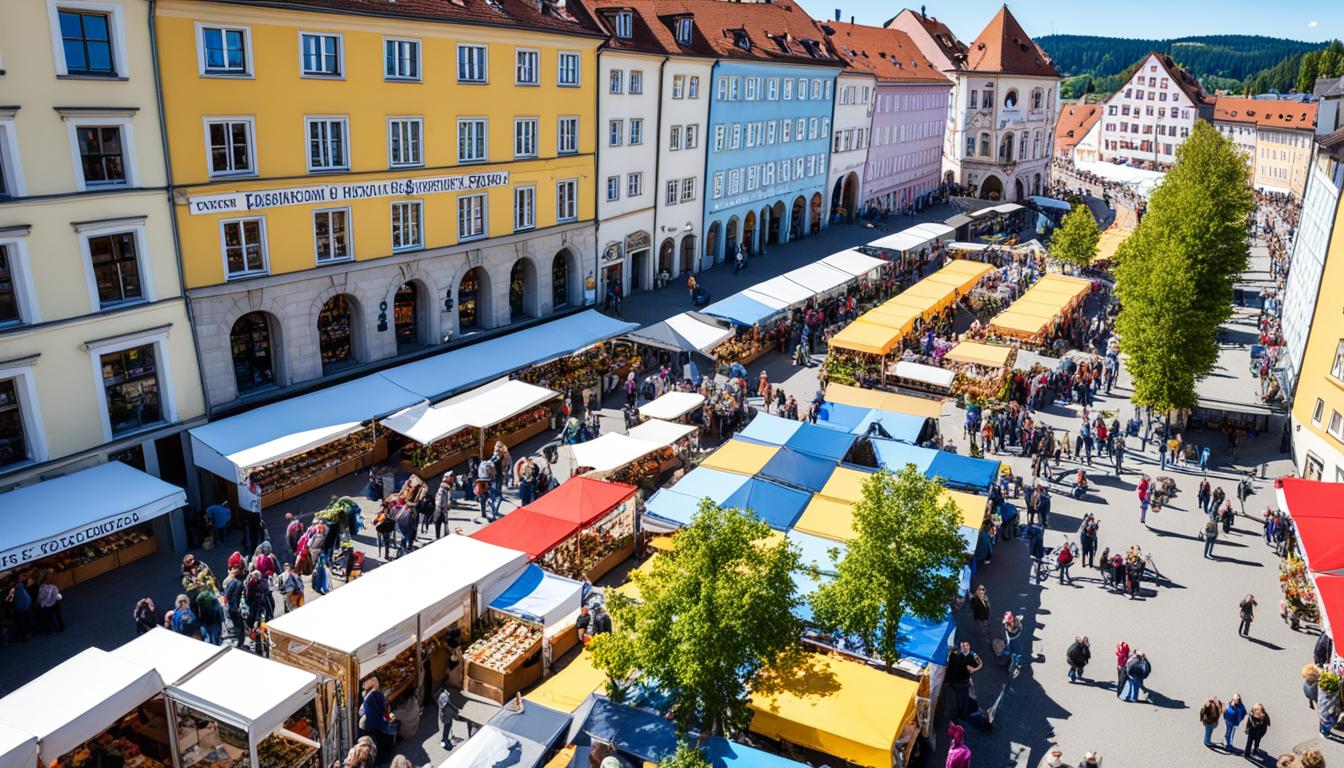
[569,697,679,763]
[704,739,810,768]
[760,448,836,493]
[782,422,856,462]
[702,293,781,327]
[488,564,583,626]
[814,402,870,432]
[722,477,811,530]
[895,611,956,665]
[735,412,803,446]
[643,488,701,528]
[849,409,928,444]
[928,452,1002,493]
[788,530,845,576]
[871,439,937,473]
[643,467,752,527]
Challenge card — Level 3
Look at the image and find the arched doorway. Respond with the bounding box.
[725,217,739,260]
[841,173,858,221]
[704,222,719,269]
[742,211,756,256]
[790,196,806,240]
[552,251,574,309]
[230,311,277,393]
[809,193,823,235]
[980,175,1003,200]
[317,294,357,373]
[393,282,423,352]
[659,238,675,277]
[769,201,784,244]
[680,235,696,276]
[459,266,489,332]
[626,231,651,292]
[509,259,536,320]
[1013,178,1025,202]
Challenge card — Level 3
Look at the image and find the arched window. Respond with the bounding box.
[1004,89,1018,108]
[317,295,355,372]
[510,261,527,319]
[680,235,696,274]
[979,132,991,157]
[659,239,675,276]
[230,312,275,392]
[1032,130,1041,159]
[551,253,570,309]
[999,132,1014,162]
[459,267,485,330]
[394,283,420,351]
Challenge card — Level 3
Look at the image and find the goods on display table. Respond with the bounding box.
[1281,555,1321,627]
[404,428,480,478]
[483,406,552,455]
[464,619,545,704]
[713,323,788,368]
[516,342,639,397]
[604,448,676,487]
[466,564,584,703]
[243,425,388,508]
[2,525,156,592]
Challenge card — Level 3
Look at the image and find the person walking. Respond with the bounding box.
[1197,479,1211,515]
[432,472,454,539]
[133,598,158,636]
[1158,438,1168,470]
[1200,697,1224,747]
[1114,641,1130,698]
[1203,516,1219,559]
[1238,594,1258,637]
[195,585,224,645]
[687,273,697,303]
[34,573,64,634]
[1222,694,1247,748]
[1122,650,1150,702]
[284,513,304,565]
[969,585,991,638]
[945,724,971,768]
[436,685,461,749]
[279,563,305,613]
[1113,433,1126,474]
[1056,540,1075,585]
[1066,636,1091,682]
[222,568,245,647]
[1079,514,1099,568]
[1243,703,1271,757]
[1137,475,1151,525]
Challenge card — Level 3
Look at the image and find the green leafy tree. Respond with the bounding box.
[1114,120,1253,413]
[809,467,966,669]
[658,743,712,768]
[1050,204,1102,271]
[1298,51,1322,93]
[1319,40,1344,79]
[590,501,800,736]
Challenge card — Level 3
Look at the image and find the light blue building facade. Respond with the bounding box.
[702,60,841,267]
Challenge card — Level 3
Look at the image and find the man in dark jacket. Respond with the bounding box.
[1122,650,1150,702]
[1066,636,1091,682]
[946,641,983,717]
[221,568,245,647]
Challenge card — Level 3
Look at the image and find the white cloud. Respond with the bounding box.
[1309,20,1319,27]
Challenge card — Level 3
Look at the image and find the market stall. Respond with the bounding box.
[820,249,887,279]
[567,696,680,764]
[734,412,858,462]
[944,341,1014,369]
[112,627,228,687]
[266,536,529,744]
[0,461,186,593]
[638,391,705,423]
[523,652,606,715]
[565,422,693,487]
[623,313,734,357]
[823,383,944,419]
[745,276,814,309]
[0,648,167,768]
[643,466,810,532]
[166,649,324,768]
[480,700,572,768]
[869,439,1001,493]
[0,722,37,768]
[701,293,787,328]
[887,361,955,395]
[701,439,838,494]
[986,274,1092,344]
[781,262,853,298]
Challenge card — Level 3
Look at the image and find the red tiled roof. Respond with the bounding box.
[206,0,606,38]
[1150,53,1212,107]
[578,0,714,55]
[1054,103,1100,153]
[963,5,1057,78]
[1214,96,1318,130]
[816,20,950,84]
[887,9,966,67]
[644,0,836,65]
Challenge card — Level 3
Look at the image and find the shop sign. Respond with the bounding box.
[601,241,624,265]
[1,510,143,569]
[187,171,511,215]
[624,231,651,253]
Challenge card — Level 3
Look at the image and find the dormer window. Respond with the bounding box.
[799,39,821,58]
[615,10,633,39]
[676,17,693,46]
[733,30,750,51]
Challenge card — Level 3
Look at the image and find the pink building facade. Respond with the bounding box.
[863,83,952,211]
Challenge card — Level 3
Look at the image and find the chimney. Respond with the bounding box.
[920,4,926,18]
[850,15,854,24]
[834,8,840,21]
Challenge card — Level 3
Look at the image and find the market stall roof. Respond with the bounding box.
[524,653,606,714]
[661,466,751,503]
[1028,196,1073,212]
[872,439,937,474]
[929,452,1001,494]
[823,384,944,419]
[490,564,584,627]
[735,411,804,446]
[945,341,1014,369]
[626,313,733,355]
[819,466,874,503]
[638,391,705,421]
[189,375,422,482]
[760,447,838,493]
[792,500,855,548]
[736,413,856,462]
[0,461,187,570]
[485,700,571,756]
[946,241,989,252]
[471,509,581,560]
[112,627,228,685]
[380,310,639,401]
[846,408,929,443]
[988,274,1091,339]
[827,319,903,355]
[381,380,558,445]
[0,722,37,768]
[701,439,779,476]
[438,725,538,768]
[702,292,783,327]
[749,653,918,768]
[969,208,996,219]
[821,249,886,277]
[906,222,955,240]
[169,648,316,739]
[722,477,811,530]
[746,276,814,307]
[1278,478,1344,574]
[896,611,956,665]
[566,432,662,473]
[626,418,697,445]
[568,696,680,764]
[813,401,871,433]
[890,360,955,390]
[703,738,810,768]
[989,203,1024,214]
[0,648,162,764]
[947,490,990,530]
[1312,574,1344,651]
[783,262,852,295]
[1013,349,1062,371]
[1094,226,1130,264]
[527,477,637,527]
[944,213,974,229]
[866,229,931,253]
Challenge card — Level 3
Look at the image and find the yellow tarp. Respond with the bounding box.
[524,651,606,713]
[1094,226,1129,264]
[701,439,778,475]
[946,490,989,530]
[544,747,576,768]
[988,311,1052,339]
[988,274,1092,339]
[792,496,856,542]
[823,384,944,419]
[944,341,1014,369]
[750,653,918,768]
[819,466,872,504]
[828,321,902,356]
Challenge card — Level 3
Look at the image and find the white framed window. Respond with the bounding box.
[558,51,580,86]
[387,117,423,168]
[313,208,351,264]
[384,37,420,80]
[626,173,642,197]
[824,80,832,100]
[299,31,342,77]
[731,124,741,149]
[810,79,820,99]
[516,48,539,85]
[672,75,685,99]
[630,70,643,94]
[665,179,679,206]
[48,2,130,78]
[558,117,578,154]
[614,11,633,38]
[609,69,623,94]
[808,117,818,140]
[630,119,644,145]
[514,118,538,158]
[78,219,151,310]
[66,116,137,190]
[458,193,486,240]
[305,117,348,171]
[220,216,268,279]
[391,200,423,251]
[766,121,776,145]
[609,119,623,147]
[795,118,805,140]
[713,125,725,151]
[196,22,251,76]
[778,160,789,182]
[745,77,758,100]
[728,169,740,194]
[204,117,255,177]
[684,124,697,149]
[0,359,47,470]
[794,156,803,178]
[746,165,757,191]
[457,118,487,162]
[680,177,695,202]
[782,119,791,142]
[716,77,728,101]
[457,44,487,83]
[0,236,38,327]
[688,76,699,98]
[763,162,773,185]
[767,78,778,100]
[89,331,176,441]
[797,77,807,98]
[1313,398,1325,425]
[514,186,536,231]
[670,125,682,150]
[557,179,578,221]
[729,77,739,100]
[0,116,25,199]
[676,17,693,45]
[783,78,793,100]
[606,175,620,201]
[711,172,723,198]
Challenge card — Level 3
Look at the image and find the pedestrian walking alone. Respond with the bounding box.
[1222,694,1247,748]
[1202,516,1219,558]
[1243,703,1271,757]
[945,640,983,718]
[1200,697,1223,747]
[1137,475,1151,525]
[1238,594,1258,636]
[969,585,990,638]
[1114,641,1130,697]
[1080,514,1099,568]
[1066,636,1091,682]
[1056,540,1075,585]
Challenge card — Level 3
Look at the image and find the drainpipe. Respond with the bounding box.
[650,54,669,282]
[704,58,720,269]
[592,43,604,305]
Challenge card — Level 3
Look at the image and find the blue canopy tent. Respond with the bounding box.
[489,564,584,627]
[702,293,782,327]
[567,696,680,763]
[782,423,856,462]
[788,530,845,577]
[735,412,803,446]
[849,409,929,444]
[759,448,836,493]
[721,477,811,530]
[894,611,956,665]
[704,738,810,768]
[871,439,937,474]
[928,452,1001,493]
[814,401,870,432]
[645,469,807,531]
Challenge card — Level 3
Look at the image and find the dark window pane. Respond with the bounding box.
[0,247,19,323]
[87,42,112,72]
[83,13,109,40]
[0,379,28,467]
[231,312,274,392]
[318,295,353,369]
[59,11,83,38]
[89,232,142,306]
[63,39,89,71]
[101,344,162,436]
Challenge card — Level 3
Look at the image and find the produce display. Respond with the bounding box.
[484,407,551,444]
[1,526,152,583]
[256,732,318,768]
[366,646,417,701]
[605,448,675,485]
[464,620,541,673]
[951,367,1010,402]
[246,427,379,497]
[408,428,479,470]
[538,504,636,579]
[822,352,884,388]
[1280,555,1321,623]
[60,736,166,768]
[517,346,615,393]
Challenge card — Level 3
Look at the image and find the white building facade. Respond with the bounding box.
[1282,142,1344,399]
[825,71,875,222]
[656,57,713,280]
[1098,53,1212,168]
[595,47,661,297]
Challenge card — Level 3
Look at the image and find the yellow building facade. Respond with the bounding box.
[0,0,205,501]
[155,0,601,410]
[1255,125,1315,200]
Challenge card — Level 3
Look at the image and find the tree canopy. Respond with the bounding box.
[1050,204,1102,271]
[808,466,966,668]
[590,501,800,736]
[658,742,712,768]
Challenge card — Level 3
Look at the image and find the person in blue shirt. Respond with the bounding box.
[170,594,200,638]
[206,503,232,546]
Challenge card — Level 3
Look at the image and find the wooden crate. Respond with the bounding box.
[115,534,158,567]
[71,553,118,584]
[583,538,636,583]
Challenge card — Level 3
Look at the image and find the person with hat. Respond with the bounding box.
[359,677,397,759]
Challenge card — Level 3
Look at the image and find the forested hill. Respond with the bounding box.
[1037,34,1319,82]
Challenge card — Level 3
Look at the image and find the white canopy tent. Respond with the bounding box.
[783,262,852,295]
[820,249,886,277]
[891,361,956,390]
[989,203,1024,215]
[566,433,663,474]
[380,380,557,445]
[0,722,37,768]
[906,222,956,241]
[627,419,697,445]
[1028,196,1072,212]
[166,649,318,764]
[866,229,931,253]
[663,312,733,353]
[0,648,162,764]
[638,391,704,421]
[112,627,228,685]
[744,276,814,307]
[946,242,989,252]
[969,208,996,219]
[438,725,530,768]
[0,462,187,570]
[489,564,585,630]
[1074,159,1165,198]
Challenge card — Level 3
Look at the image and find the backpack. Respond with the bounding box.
[1204,519,1218,538]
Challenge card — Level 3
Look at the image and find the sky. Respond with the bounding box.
[794,0,1344,42]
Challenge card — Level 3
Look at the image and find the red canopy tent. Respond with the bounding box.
[525,477,637,527]
[1313,575,1344,646]
[470,508,579,560]
[1278,477,1344,574]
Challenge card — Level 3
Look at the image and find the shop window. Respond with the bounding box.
[317,294,355,371]
[100,344,163,436]
[394,282,420,351]
[0,378,30,468]
[551,253,570,309]
[88,231,144,307]
[459,266,484,330]
[110,443,146,472]
[230,311,275,393]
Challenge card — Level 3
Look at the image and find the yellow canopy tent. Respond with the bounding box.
[700,439,778,475]
[823,384,944,419]
[828,321,902,356]
[610,554,660,603]
[1093,226,1129,264]
[524,651,607,713]
[750,653,920,768]
[988,310,1052,340]
[946,489,989,531]
[862,306,917,331]
[792,496,855,542]
[819,466,872,504]
[944,341,1014,369]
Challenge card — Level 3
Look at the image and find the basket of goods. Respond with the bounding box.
[484,407,550,443]
[1280,556,1321,623]
[464,620,542,673]
[409,429,479,470]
